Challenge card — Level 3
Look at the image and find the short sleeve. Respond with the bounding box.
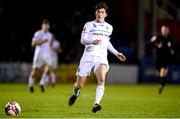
[82,22,91,34]
[33,31,41,41]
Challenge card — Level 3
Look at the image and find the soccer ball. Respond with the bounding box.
[5,101,21,116]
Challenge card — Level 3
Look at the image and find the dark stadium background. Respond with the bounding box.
[0,0,138,63]
[0,0,179,63]
[0,0,180,83]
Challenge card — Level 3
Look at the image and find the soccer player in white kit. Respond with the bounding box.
[28,19,54,93]
[45,34,62,87]
[68,2,126,113]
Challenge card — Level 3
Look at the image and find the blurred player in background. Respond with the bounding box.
[68,2,126,113]
[150,25,174,94]
[28,19,54,93]
[45,34,62,87]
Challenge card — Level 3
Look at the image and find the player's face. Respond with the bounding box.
[42,23,50,32]
[95,8,107,22]
[161,26,169,36]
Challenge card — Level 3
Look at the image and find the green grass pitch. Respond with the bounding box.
[0,83,180,118]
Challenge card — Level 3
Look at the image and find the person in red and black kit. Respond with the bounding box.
[150,25,175,94]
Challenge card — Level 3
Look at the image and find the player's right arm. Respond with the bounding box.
[31,39,48,47]
[81,22,101,45]
[31,31,48,47]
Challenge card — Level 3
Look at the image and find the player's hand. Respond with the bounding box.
[157,43,162,48]
[42,39,48,43]
[39,39,48,45]
[58,48,63,53]
[92,39,102,45]
[171,49,175,55]
[116,52,126,62]
[150,36,156,43]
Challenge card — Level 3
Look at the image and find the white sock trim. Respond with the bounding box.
[39,73,49,85]
[28,76,34,87]
[51,72,56,84]
[95,85,105,104]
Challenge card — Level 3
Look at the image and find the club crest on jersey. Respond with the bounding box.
[83,27,86,31]
[106,26,109,30]
[93,24,97,28]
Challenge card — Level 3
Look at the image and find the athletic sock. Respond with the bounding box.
[73,84,80,97]
[94,85,105,104]
[39,73,49,86]
[161,77,167,87]
[28,76,34,87]
[158,76,161,82]
[51,72,56,84]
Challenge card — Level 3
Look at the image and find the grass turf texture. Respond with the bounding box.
[0,83,180,118]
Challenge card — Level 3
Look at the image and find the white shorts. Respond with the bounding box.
[76,55,109,77]
[50,57,58,70]
[33,53,53,69]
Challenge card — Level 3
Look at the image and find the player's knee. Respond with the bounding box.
[31,69,38,79]
[44,65,52,75]
[98,78,105,86]
[31,72,36,79]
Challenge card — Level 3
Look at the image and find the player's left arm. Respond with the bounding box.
[108,41,126,62]
[107,25,126,62]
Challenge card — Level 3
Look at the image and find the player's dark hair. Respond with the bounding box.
[42,19,50,24]
[95,2,108,12]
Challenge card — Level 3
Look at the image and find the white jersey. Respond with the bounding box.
[81,20,118,59]
[76,20,119,76]
[32,30,53,68]
[33,30,52,60]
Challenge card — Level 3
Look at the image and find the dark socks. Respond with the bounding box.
[158,76,167,94]
[160,77,166,87]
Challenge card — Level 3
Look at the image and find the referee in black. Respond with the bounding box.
[150,25,174,94]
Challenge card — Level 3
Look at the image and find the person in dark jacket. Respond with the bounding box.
[150,25,174,94]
